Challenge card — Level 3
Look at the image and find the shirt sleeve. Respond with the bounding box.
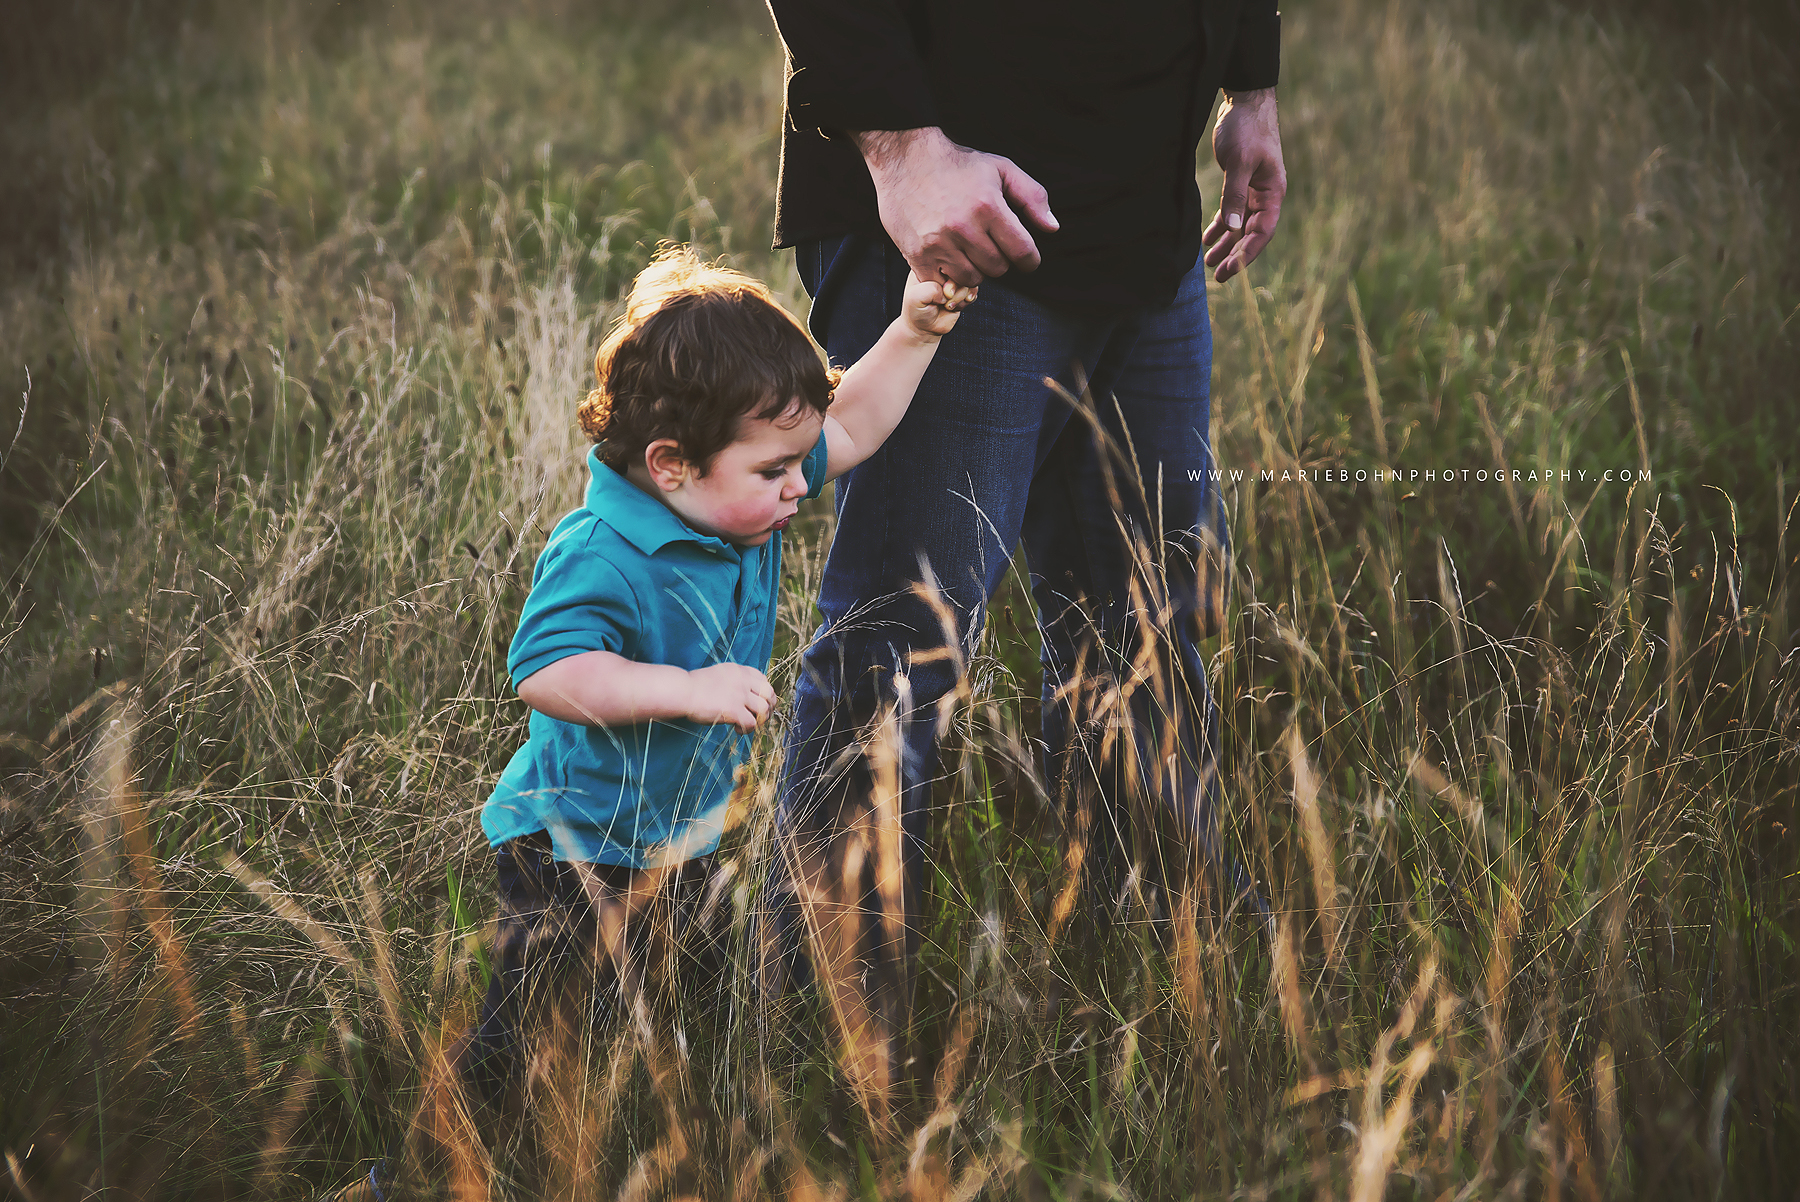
[767,0,939,134]
[507,538,640,688]
[1221,0,1281,92]
[802,427,830,499]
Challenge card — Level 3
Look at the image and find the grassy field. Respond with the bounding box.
[2,0,1797,1197]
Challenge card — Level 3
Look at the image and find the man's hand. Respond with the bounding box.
[1202,88,1286,283]
[855,127,1058,290]
[685,663,776,733]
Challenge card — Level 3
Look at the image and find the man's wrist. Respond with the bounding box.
[1222,87,1278,110]
[850,126,947,172]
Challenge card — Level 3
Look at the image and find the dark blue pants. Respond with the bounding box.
[463,834,723,1104]
[767,235,1243,1019]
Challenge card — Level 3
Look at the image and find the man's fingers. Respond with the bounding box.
[937,226,1012,281]
[1255,193,1284,246]
[1202,209,1229,248]
[986,211,1043,274]
[1216,171,1250,239]
[1224,202,1284,279]
[915,246,985,290]
[1233,228,1274,272]
[1204,227,1240,270]
[998,158,1058,232]
[1206,186,1285,281]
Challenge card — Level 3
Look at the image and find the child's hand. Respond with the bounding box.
[901,272,977,342]
[685,663,777,732]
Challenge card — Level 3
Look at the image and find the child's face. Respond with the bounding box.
[653,400,823,547]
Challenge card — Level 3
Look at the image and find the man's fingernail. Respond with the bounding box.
[1227,212,1243,231]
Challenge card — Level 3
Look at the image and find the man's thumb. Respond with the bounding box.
[999,160,1058,232]
[1218,173,1248,232]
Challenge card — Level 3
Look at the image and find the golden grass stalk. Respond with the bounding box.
[229,992,258,1082]
[1345,281,1390,464]
[425,1036,499,1202]
[1044,729,1095,951]
[1594,1041,1621,1186]
[865,676,910,1072]
[104,701,204,1042]
[904,1004,979,1197]
[792,813,892,1135]
[1543,998,1603,1202]
[252,1054,322,1199]
[222,850,365,984]
[615,1133,687,1202]
[1270,915,1318,1076]
[76,708,131,993]
[1285,724,1341,970]
[523,994,605,1202]
[780,676,925,1140]
[1480,876,1523,1177]
[5,1151,42,1202]
[1348,951,1438,1202]
[359,868,409,1050]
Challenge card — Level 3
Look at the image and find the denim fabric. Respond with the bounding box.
[770,235,1245,995]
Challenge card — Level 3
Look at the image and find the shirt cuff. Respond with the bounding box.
[787,69,939,137]
[1222,4,1281,93]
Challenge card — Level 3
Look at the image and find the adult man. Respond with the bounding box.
[762,0,1287,1123]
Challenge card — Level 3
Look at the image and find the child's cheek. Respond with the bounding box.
[712,493,774,531]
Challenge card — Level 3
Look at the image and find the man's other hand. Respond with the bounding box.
[1203,88,1286,283]
[854,127,1058,290]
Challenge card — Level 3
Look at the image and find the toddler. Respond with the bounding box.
[456,245,969,1118]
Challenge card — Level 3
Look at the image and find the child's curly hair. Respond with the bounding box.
[579,246,840,472]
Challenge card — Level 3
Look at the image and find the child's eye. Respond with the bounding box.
[761,468,787,480]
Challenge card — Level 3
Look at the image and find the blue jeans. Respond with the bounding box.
[766,235,1247,1060]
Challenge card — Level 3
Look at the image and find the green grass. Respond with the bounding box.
[1,0,1796,1197]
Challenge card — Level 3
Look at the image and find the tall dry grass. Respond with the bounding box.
[2,0,1796,1197]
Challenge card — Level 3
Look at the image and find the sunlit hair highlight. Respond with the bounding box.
[578,245,839,473]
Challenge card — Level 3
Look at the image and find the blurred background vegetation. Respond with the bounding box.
[1,0,1796,1197]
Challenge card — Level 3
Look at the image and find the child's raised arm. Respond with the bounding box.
[821,273,974,481]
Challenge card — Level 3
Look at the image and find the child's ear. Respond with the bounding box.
[643,439,689,491]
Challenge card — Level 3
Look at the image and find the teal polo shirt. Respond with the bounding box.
[482,436,828,867]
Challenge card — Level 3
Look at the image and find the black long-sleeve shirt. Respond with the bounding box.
[768,0,1280,311]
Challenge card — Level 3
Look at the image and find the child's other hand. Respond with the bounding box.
[686,663,777,732]
[901,272,977,342]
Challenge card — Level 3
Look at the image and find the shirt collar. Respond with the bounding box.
[584,447,739,560]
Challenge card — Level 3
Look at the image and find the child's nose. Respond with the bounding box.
[782,465,807,497]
